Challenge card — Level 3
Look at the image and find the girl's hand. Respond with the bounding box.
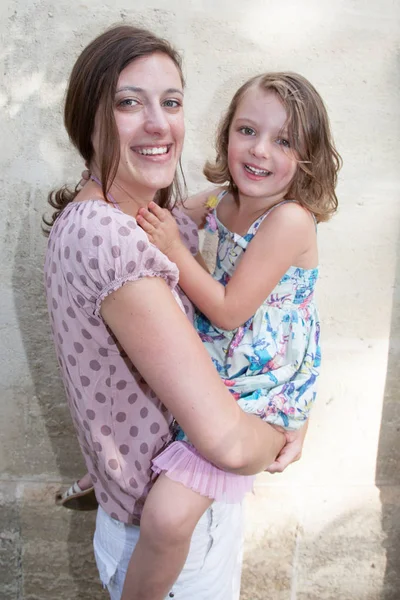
[137,202,182,256]
[265,421,309,474]
[79,165,90,188]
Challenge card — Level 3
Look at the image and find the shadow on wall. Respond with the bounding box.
[12,199,103,599]
[375,225,400,600]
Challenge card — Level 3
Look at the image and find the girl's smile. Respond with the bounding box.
[228,87,298,206]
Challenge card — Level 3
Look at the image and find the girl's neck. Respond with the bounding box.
[219,189,291,237]
[236,188,288,214]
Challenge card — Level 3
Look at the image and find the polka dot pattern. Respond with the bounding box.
[150,422,160,434]
[128,393,137,404]
[92,235,103,247]
[129,477,139,489]
[43,200,197,523]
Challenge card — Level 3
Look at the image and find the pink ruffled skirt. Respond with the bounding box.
[152,441,254,503]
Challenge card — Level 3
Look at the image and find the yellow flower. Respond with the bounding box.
[205,195,219,209]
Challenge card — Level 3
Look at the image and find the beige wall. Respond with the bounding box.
[1,0,399,598]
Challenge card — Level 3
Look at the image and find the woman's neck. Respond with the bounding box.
[90,173,157,218]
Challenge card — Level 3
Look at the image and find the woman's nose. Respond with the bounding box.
[143,105,169,136]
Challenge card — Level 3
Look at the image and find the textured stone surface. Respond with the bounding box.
[241,487,299,600]
[295,486,386,600]
[20,483,105,600]
[0,483,22,600]
[1,0,399,598]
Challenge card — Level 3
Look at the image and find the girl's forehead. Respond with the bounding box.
[234,86,288,123]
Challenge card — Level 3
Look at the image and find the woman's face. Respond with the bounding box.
[93,52,185,201]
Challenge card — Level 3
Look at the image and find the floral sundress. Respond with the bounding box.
[196,194,321,430]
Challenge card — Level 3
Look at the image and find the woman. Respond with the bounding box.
[44,24,307,600]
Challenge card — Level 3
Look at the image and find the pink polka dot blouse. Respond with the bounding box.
[44,199,198,524]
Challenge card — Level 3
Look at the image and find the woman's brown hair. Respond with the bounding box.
[204,72,342,222]
[44,24,185,231]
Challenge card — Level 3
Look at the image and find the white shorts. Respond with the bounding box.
[94,502,243,600]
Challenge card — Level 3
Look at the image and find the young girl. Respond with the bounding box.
[120,71,341,598]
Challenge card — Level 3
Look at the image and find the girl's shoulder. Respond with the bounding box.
[203,187,230,209]
[178,186,228,228]
[256,200,317,234]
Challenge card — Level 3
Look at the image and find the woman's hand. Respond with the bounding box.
[137,202,183,256]
[265,421,309,474]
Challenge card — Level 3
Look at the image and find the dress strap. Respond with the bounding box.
[205,188,229,210]
[217,189,229,201]
[255,199,317,231]
[90,175,120,211]
[259,199,297,221]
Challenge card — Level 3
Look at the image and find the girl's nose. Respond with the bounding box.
[250,138,271,159]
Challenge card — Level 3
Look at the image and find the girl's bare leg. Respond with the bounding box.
[121,473,212,600]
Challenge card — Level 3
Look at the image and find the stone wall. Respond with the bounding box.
[1,1,399,598]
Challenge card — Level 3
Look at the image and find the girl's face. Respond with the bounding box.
[227,86,298,204]
[93,52,185,201]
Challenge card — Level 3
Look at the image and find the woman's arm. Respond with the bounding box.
[101,276,285,474]
[137,201,315,330]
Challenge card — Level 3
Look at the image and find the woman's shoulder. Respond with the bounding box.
[51,199,180,316]
[171,205,200,256]
[63,198,136,226]
[56,199,148,245]
[55,199,178,277]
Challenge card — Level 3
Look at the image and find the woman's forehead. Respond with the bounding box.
[117,52,183,92]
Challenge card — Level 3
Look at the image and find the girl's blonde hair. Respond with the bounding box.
[204,72,342,222]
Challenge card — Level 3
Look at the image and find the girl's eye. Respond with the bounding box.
[277,138,290,148]
[239,126,256,136]
[118,98,139,108]
[163,99,182,109]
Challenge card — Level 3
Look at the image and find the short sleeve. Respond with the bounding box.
[58,200,179,317]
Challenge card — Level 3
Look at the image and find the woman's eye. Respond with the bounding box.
[239,126,255,136]
[277,138,290,148]
[163,99,181,108]
[118,98,139,108]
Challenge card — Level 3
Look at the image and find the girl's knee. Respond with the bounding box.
[141,498,191,547]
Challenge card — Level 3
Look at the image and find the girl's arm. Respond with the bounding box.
[137,201,315,330]
[194,252,210,272]
[177,186,222,228]
[101,276,285,474]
